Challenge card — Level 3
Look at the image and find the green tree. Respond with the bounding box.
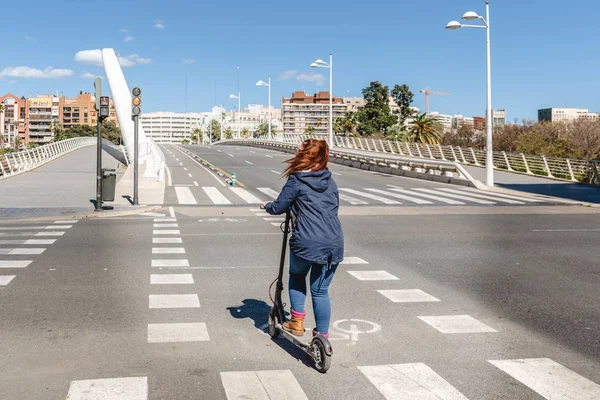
[305,126,316,134]
[101,120,121,144]
[209,119,221,141]
[224,128,233,139]
[182,139,190,145]
[410,113,442,144]
[257,122,269,137]
[391,84,414,126]
[62,124,96,140]
[335,111,358,135]
[356,81,397,136]
[241,127,250,138]
[50,120,65,141]
[27,141,38,149]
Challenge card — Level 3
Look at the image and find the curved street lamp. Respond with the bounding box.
[256,78,271,140]
[447,1,494,187]
[310,54,333,148]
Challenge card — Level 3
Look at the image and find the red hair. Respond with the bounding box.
[283,139,329,177]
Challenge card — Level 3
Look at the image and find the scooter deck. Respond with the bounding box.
[276,323,312,350]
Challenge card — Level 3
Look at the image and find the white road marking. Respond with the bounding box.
[149,294,200,309]
[153,230,181,235]
[377,289,441,303]
[263,217,285,222]
[339,193,369,205]
[150,274,194,285]
[179,162,183,166]
[193,181,199,186]
[388,187,465,205]
[0,248,45,255]
[54,220,77,224]
[270,170,280,175]
[333,172,342,176]
[152,247,186,254]
[153,223,178,228]
[147,322,210,343]
[188,173,193,178]
[152,259,190,267]
[250,150,256,153]
[418,315,497,333]
[166,164,173,186]
[0,260,32,268]
[217,150,222,152]
[173,146,225,186]
[532,228,600,232]
[249,208,264,212]
[221,370,308,400]
[489,358,600,400]
[67,376,148,400]
[358,363,468,400]
[341,257,369,264]
[414,188,496,205]
[169,206,175,218]
[0,239,55,245]
[265,155,274,158]
[0,275,16,286]
[0,225,63,230]
[154,218,176,222]
[153,237,182,244]
[245,160,253,165]
[230,187,262,204]
[228,154,234,157]
[339,188,400,205]
[203,187,231,204]
[347,270,399,281]
[365,188,433,205]
[35,231,65,236]
[271,223,282,227]
[175,187,197,205]
[437,188,525,204]
[0,231,63,237]
[257,188,279,199]
[459,187,545,202]
[176,158,180,161]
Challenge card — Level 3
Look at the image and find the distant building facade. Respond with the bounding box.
[282,91,346,135]
[141,112,203,143]
[538,108,599,123]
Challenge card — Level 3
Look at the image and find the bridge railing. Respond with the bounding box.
[248,134,600,185]
[0,137,96,180]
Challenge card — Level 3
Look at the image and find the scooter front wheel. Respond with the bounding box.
[267,308,279,339]
[310,338,332,373]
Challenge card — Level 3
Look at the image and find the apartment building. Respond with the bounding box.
[282,91,346,135]
[429,112,453,131]
[538,108,599,123]
[0,94,27,146]
[27,94,58,144]
[225,104,282,136]
[141,112,203,142]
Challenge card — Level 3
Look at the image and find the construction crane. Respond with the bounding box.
[419,87,452,115]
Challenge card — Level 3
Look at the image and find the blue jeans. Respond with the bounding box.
[289,251,338,334]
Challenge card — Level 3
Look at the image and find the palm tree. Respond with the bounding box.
[305,126,316,134]
[341,111,358,135]
[410,113,442,144]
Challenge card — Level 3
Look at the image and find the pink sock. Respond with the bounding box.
[291,309,306,318]
[321,332,329,338]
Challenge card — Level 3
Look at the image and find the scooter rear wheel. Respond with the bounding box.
[267,309,279,339]
[310,338,332,373]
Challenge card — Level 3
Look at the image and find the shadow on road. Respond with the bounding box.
[497,182,600,204]
[227,299,310,366]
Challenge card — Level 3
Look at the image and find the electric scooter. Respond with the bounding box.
[262,206,333,373]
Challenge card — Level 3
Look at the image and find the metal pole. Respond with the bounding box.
[95,118,102,211]
[133,115,139,205]
[268,76,272,140]
[329,53,333,149]
[485,0,494,187]
[238,93,241,139]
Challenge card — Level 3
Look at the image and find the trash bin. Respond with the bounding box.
[102,168,116,202]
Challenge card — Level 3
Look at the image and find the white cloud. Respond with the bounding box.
[74,49,151,68]
[297,72,326,85]
[74,49,103,66]
[120,28,129,33]
[182,58,195,64]
[80,72,102,79]
[155,20,165,30]
[24,36,33,40]
[8,80,17,84]
[124,35,134,42]
[279,70,298,80]
[0,66,73,79]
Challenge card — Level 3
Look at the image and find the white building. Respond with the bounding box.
[538,108,599,123]
[225,104,282,136]
[452,115,475,128]
[141,112,203,143]
[492,109,506,127]
[429,112,454,131]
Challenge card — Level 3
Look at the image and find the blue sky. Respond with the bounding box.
[2,0,599,121]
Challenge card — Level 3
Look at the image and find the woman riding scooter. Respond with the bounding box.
[262,139,344,338]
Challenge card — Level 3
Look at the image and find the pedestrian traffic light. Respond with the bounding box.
[132,87,142,117]
[99,96,110,118]
[94,78,102,111]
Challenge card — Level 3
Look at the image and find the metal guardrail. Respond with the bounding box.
[261,134,600,185]
[0,137,96,180]
[216,138,483,188]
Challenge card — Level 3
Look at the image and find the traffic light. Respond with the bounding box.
[131,87,142,117]
[99,96,110,118]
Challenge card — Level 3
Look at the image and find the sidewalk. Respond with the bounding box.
[112,162,165,206]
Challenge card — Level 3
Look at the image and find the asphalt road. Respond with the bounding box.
[1,202,600,399]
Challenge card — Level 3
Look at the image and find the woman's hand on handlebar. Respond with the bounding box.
[260,202,269,210]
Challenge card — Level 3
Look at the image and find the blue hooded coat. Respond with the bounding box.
[265,170,344,265]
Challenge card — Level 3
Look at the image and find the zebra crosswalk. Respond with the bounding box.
[168,184,548,207]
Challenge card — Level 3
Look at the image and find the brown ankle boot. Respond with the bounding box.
[283,310,305,336]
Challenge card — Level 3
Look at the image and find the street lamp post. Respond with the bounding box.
[229,93,241,139]
[256,77,271,140]
[447,1,494,187]
[311,54,333,149]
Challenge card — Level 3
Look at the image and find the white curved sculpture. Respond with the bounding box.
[102,48,164,180]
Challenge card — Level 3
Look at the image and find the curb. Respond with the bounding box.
[0,205,165,224]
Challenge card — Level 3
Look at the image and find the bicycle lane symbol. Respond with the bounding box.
[329,319,381,346]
